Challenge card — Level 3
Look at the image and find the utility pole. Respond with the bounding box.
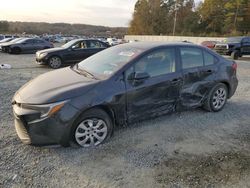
[234,1,240,30]
[173,0,178,36]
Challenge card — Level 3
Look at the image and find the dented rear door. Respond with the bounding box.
[179,47,218,108]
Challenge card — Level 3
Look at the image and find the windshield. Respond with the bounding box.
[16,38,30,43]
[9,38,23,43]
[225,37,243,43]
[0,38,12,42]
[77,45,143,79]
[61,39,78,48]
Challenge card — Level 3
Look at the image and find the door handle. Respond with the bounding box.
[171,78,182,84]
[204,70,213,74]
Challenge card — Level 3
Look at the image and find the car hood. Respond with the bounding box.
[37,47,64,54]
[0,41,16,46]
[14,67,100,104]
[216,42,239,46]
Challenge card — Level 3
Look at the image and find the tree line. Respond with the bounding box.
[128,0,250,36]
[0,21,127,37]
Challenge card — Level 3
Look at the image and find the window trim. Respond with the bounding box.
[179,46,204,70]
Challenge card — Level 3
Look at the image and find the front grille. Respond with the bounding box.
[215,45,228,50]
[14,119,31,144]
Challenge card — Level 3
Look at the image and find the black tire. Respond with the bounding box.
[71,108,113,148]
[48,56,62,69]
[231,51,240,60]
[10,47,21,54]
[203,83,228,112]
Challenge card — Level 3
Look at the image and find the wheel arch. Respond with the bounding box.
[219,81,231,98]
[73,105,116,128]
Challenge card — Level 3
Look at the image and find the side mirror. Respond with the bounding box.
[128,72,150,83]
[72,45,77,49]
[134,72,150,80]
[22,42,27,45]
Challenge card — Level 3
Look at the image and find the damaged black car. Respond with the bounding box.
[12,42,238,147]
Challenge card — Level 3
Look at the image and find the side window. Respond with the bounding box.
[25,39,34,44]
[72,41,87,49]
[134,48,176,77]
[203,51,216,66]
[180,47,203,69]
[89,41,104,48]
[34,40,44,44]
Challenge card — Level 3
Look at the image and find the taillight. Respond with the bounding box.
[232,61,237,71]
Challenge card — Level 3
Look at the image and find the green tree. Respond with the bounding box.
[0,21,9,32]
[128,0,153,35]
[199,0,227,34]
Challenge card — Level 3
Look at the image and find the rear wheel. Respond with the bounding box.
[231,51,240,60]
[48,56,62,69]
[72,108,113,148]
[203,83,228,112]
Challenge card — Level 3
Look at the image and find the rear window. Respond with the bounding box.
[180,47,203,69]
[204,51,215,66]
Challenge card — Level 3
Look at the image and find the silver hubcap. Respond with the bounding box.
[49,57,61,68]
[212,88,227,110]
[75,119,108,147]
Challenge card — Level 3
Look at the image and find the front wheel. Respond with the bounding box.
[48,56,62,69]
[72,109,113,148]
[203,83,228,112]
[10,47,21,54]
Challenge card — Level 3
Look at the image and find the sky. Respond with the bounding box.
[0,0,202,27]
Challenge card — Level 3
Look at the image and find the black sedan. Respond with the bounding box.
[36,39,110,69]
[12,42,238,147]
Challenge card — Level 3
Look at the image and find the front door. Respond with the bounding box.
[64,40,89,63]
[125,47,182,122]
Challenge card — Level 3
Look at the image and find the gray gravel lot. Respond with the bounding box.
[0,52,250,188]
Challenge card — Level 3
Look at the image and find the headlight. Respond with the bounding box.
[39,52,48,58]
[21,100,68,123]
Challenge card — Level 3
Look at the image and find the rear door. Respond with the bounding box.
[86,40,108,56]
[179,47,218,108]
[125,47,182,122]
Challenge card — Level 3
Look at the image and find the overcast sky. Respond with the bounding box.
[0,0,202,27]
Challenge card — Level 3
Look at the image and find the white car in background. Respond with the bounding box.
[107,38,120,46]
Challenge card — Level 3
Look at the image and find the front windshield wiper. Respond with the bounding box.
[73,64,99,80]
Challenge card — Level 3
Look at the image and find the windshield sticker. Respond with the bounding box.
[119,51,136,57]
[103,71,113,75]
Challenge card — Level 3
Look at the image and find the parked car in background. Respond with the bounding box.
[201,41,218,49]
[12,42,238,147]
[36,39,110,69]
[1,38,53,54]
[0,38,24,52]
[107,38,119,46]
[214,36,250,59]
[0,38,14,43]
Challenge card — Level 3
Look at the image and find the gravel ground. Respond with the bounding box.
[0,52,250,188]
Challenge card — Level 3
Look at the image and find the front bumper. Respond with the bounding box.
[36,56,48,65]
[214,49,232,56]
[0,46,9,53]
[13,103,80,146]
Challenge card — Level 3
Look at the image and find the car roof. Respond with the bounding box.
[70,38,104,43]
[117,41,199,50]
